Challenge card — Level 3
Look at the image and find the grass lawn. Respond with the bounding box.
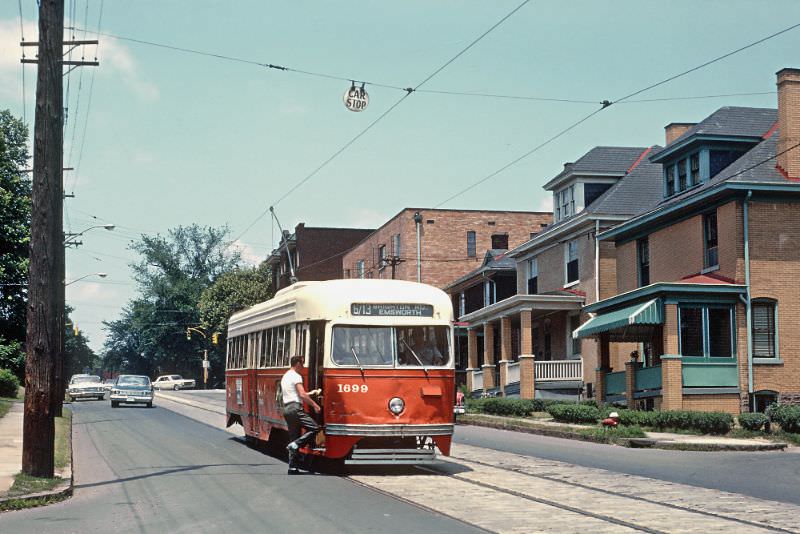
[0,386,24,419]
[0,406,71,511]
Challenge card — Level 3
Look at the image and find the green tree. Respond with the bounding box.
[65,306,98,377]
[101,225,241,381]
[198,262,273,381]
[0,336,25,381]
[0,110,31,342]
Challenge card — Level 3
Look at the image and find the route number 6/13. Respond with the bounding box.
[338,384,368,393]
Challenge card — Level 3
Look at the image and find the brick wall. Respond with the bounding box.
[748,201,800,399]
[343,209,551,289]
[616,240,638,294]
[683,394,741,415]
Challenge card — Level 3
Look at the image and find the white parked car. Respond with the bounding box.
[153,375,196,391]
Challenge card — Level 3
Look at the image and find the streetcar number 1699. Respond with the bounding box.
[338,384,369,393]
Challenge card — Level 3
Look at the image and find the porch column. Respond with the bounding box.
[498,316,512,395]
[625,360,641,409]
[661,355,683,410]
[466,328,478,392]
[482,322,496,391]
[595,333,610,403]
[519,310,535,399]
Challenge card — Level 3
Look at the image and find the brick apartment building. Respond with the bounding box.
[266,223,374,292]
[575,68,800,414]
[342,208,551,288]
[458,146,664,399]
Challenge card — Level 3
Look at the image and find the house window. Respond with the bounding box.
[665,165,675,197]
[565,240,579,284]
[356,260,365,279]
[752,299,778,359]
[637,237,650,287]
[491,234,509,250]
[467,231,477,257]
[555,185,576,222]
[569,314,581,357]
[678,158,688,191]
[483,280,493,307]
[583,183,612,206]
[527,257,538,295]
[378,245,387,270]
[679,305,734,358]
[392,233,401,256]
[690,153,700,185]
[703,211,718,269]
[459,293,466,318]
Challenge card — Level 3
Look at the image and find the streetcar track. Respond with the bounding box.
[447,454,796,534]
[415,465,662,533]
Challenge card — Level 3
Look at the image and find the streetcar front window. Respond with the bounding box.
[332,326,393,366]
[397,326,449,367]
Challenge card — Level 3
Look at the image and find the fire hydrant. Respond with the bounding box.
[601,411,620,428]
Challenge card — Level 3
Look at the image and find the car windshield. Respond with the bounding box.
[117,376,150,386]
[331,325,449,367]
[71,375,101,384]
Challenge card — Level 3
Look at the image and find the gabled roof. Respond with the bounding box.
[652,107,777,163]
[510,146,662,258]
[544,146,647,190]
[444,250,515,292]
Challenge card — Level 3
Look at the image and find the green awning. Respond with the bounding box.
[573,298,663,339]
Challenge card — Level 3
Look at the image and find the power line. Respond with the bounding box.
[230,0,532,245]
[434,21,800,207]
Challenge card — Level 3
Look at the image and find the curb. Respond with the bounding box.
[458,415,789,452]
[154,392,225,415]
[0,411,73,512]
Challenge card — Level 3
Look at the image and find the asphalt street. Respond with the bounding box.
[0,400,484,534]
[455,423,800,505]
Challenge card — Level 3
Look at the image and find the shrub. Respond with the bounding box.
[547,403,601,424]
[738,412,768,432]
[606,409,733,434]
[0,369,20,398]
[767,403,800,434]
[481,398,537,417]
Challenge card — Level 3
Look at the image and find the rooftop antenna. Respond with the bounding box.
[269,206,298,285]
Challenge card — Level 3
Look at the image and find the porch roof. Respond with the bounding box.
[583,281,747,314]
[573,298,662,339]
[459,293,584,325]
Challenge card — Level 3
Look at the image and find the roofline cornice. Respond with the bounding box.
[508,213,629,258]
[584,282,747,314]
[543,170,627,191]
[650,134,763,163]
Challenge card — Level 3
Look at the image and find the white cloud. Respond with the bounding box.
[65,281,118,303]
[536,194,553,213]
[99,38,160,102]
[232,240,265,265]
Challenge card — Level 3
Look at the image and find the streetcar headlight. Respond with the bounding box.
[388,397,405,415]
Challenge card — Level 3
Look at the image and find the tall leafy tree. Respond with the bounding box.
[64,306,98,377]
[198,262,273,380]
[102,225,241,381]
[0,110,31,342]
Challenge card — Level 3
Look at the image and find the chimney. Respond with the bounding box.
[777,68,800,179]
[664,122,696,145]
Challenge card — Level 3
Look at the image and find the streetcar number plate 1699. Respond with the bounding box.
[338,384,369,393]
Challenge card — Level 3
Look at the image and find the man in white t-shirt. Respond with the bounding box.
[281,355,321,474]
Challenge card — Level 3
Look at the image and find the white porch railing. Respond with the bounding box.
[471,369,484,392]
[535,359,583,382]
[506,362,520,385]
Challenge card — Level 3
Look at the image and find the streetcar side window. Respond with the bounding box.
[276,325,286,367]
[270,327,277,367]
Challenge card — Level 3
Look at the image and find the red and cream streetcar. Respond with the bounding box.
[225,279,455,464]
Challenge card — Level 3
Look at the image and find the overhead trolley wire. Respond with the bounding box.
[229,0,533,246]
[434,20,800,207]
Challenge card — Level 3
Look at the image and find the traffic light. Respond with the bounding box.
[186,328,191,341]
[212,332,219,345]
[73,325,79,336]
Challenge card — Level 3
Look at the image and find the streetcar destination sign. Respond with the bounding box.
[351,303,434,317]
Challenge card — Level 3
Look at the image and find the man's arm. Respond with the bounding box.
[295,382,321,413]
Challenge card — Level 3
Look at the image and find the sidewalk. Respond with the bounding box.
[0,402,23,493]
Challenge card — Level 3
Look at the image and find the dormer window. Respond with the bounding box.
[690,153,700,185]
[555,185,575,222]
[662,148,748,199]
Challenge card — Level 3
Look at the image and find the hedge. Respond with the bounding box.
[547,403,601,424]
[0,369,20,398]
[738,412,768,432]
[614,409,733,434]
[767,403,800,434]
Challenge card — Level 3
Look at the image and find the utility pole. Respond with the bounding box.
[386,256,404,280]
[22,0,63,478]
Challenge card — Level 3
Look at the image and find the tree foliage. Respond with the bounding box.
[65,306,98,378]
[0,336,25,382]
[198,262,273,379]
[102,225,241,383]
[0,110,31,342]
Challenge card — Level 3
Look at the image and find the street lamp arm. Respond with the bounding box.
[64,272,107,286]
[64,224,115,244]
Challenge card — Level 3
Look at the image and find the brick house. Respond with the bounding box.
[266,223,374,292]
[342,208,551,288]
[460,146,664,399]
[576,69,800,414]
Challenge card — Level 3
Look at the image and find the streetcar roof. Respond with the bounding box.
[227,279,453,336]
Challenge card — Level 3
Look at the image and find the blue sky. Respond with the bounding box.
[1,1,799,352]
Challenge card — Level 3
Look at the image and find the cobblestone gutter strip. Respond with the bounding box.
[458,414,788,452]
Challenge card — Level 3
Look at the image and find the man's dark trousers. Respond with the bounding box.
[284,402,320,449]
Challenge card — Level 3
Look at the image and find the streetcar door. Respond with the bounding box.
[308,321,326,427]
